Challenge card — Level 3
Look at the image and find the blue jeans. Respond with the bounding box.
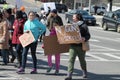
[21,41,38,69]
[1,49,9,64]
[15,44,23,65]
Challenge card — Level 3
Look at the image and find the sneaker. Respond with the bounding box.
[54,70,59,75]
[16,68,25,74]
[46,66,53,73]
[65,77,72,80]
[30,69,37,74]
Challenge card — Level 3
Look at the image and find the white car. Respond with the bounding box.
[83,5,107,15]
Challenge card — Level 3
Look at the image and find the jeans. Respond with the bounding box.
[21,41,38,69]
[1,49,9,64]
[15,44,23,65]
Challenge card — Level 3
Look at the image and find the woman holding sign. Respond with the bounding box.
[17,11,46,74]
[65,14,91,80]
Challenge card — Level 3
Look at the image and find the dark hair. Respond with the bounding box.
[28,11,36,16]
[5,8,12,15]
[0,11,3,22]
[16,10,23,19]
[75,13,83,21]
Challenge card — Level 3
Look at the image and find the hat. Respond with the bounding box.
[20,6,25,11]
[51,9,57,14]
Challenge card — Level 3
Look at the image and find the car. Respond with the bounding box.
[65,9,96,26]
[55,3,68,13]
[83,5,107,15]
[102,11,120,33]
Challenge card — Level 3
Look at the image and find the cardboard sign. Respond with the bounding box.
[55,24,81,44]
[19,31,35,47]
[43,35,70,55]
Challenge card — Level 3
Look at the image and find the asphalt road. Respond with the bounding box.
[0,0,120,80]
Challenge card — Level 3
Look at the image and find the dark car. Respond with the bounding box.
[55,3,68,13]
[65,10,96,26]
[102,11,120,33]
[0,0,6,4]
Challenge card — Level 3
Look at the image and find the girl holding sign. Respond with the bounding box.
[65,14,91,80]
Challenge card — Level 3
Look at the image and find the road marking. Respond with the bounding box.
[92,36,120,43]
[87,53,108,61]
[89,39,100,42]
[103,53,120,59]
[91,44,117,51]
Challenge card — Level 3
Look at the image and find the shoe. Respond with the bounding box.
[82,70,87,78]
[65,77,72,80]
[30,69,37,74]
[46,66,53,73]
[16,68,25,74]
[54,70,59,75]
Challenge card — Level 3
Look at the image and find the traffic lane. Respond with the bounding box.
[89,27,120,50]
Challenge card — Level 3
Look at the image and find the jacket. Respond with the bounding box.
[12,19,25,44]
[24,19,46,41]
[0,20,9,49]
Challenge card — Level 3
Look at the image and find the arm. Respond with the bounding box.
[0,21,8,43]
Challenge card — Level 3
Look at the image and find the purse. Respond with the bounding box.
[82,41,90,51]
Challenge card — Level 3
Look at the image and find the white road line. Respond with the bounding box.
[103,53,120,59]
[91,44,117,51]
[89,39,100,42]
[87,53,108,61]
[92,36,120,43]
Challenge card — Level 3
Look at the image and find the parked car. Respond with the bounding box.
[55,3,68,13]
[102,11,120,33]
[65,9,96,26]
[83,5,107,15]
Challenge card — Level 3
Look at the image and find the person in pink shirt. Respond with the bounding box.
[46,19,61,75]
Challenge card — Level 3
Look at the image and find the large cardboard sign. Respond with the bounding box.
[43,35,69,55]
[55,24,81,44]
[19,31,35,47]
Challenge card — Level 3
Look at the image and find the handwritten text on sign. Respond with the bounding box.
[55,24,81,44]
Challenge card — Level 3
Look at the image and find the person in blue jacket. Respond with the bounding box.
[17,11,46,74]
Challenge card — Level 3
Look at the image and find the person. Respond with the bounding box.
[65,14,91,80]
[16,11,46,74]
[0,10,9,65]
[3,8,15,63]
[94,5,98,15]
[46,9,63,74]
[20,6,27,21]
[12,10,25,68]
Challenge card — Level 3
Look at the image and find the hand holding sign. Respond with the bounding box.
[19,31,35,47]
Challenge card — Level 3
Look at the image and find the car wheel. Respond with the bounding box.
[103,23,108,31]
[66,18,70,23]
[117,26,120,33]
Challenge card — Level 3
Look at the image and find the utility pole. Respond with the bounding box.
[74,0,76,9]
[89,0,91,14]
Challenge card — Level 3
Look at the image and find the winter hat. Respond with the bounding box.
[51,9,57,14]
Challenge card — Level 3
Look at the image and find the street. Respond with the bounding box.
[0,0,120,80]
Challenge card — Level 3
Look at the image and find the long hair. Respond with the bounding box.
[75,13,84,21]
[16,10,23,19]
